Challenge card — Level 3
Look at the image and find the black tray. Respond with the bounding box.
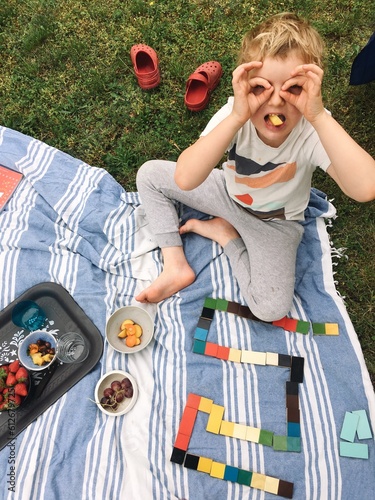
[0,282,103,450]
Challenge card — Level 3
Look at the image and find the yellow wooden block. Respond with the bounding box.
[264,476,280,494]
[197,456,213,474]
[210,461,226,479]
[220,420,235,437]
[246,426,261,443]
[199,397,213,413]
[232,423,248,440]
[241,350,266,365]
[325,323,339,335]
[266,352,279,366]
[228,348,242,363]
[251,472,267,490]
[206,404,225,434]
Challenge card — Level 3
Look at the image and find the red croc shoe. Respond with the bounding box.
[130,44,161,90]
[184,61,223,111]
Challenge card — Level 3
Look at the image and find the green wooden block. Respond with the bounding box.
[215,298,228,311]
[287,436,301,452]
[259,429,274,447]
[273,435,288,451]
[193,339,206,354]
[312,323,326,335]
[296,320,310,334]
[204,297,217,309]
[237,469,252,486]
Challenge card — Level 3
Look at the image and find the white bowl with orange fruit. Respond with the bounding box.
[105,305,154,354]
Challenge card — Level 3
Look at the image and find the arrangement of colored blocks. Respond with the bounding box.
[339,409,372,459]
[195,297,339,337]
[171,393,294,498]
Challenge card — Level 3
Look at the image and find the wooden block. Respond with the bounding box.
[277,479,294,499]
[352,410,372,440]
[210,461,226,479]
[272,317,287,328]
[179,406,198,436]
[273,435,288,451]
[237,469,253,486]
[251,472,266,490]
[193,339,206,354]
[184,453,200,470]
[287,406,300,423]
[283,318,298,332]
[325,323,339,335]
[259,429,274,447]
[312,323,326,335]
[197,456,213,474]
[339,441,369,459]
[220,420,235,437]
[266,352,279,366]
[223,465,239,482]
[194,327,209,341]
[287,436,301,452]
[204,342,218,357]
[170,447,186,464]
[278,354,292,367]
[201,307,215,320]
[186,393,201,409]
[227,301,240,314]
[246,426,260,443]
[296,320,310,334]
[206,404,225,434]
[199,397,213,413]
[286,381,299,396]
[215,298,228,311]
[264,476,280,494]
[204,297,217,309]
[174,432,191,451]
[340,411,360,442]
[216,345,230,360]
[241,349,267,365]
[290,356,304,383]
[197,317,212,330]
[232,423,248,440]
[286,394,299,410]
[287,422,301,438]
[228,348,242,363]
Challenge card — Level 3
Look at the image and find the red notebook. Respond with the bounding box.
[0,165,23,212]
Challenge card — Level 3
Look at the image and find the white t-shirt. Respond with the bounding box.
[201,97,332,220]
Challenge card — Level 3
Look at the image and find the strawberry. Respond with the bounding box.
[0,401,9,411]
[8,360,20,374]
[0,394,3,403]
[14,383,28,397]
[0,378,6,391]
[6,373,16,387]
[8,394,21,408]
[15,367,29,383]
[0,365,9,378]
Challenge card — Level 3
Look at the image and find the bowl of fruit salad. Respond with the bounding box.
[106,305,154,354]
[0,359,30,411]
[94,370,138,416]
[18,331,57,371]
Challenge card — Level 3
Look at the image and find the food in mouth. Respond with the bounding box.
[267,114,285,126]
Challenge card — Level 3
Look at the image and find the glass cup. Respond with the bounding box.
[12,300,46,331]
[56,332,88,364]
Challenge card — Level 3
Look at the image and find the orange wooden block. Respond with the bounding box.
[205,342,219,357]
[179,406,198,436]
[216,345,230,360]
[186,393,201,409]
[174,431,191,451]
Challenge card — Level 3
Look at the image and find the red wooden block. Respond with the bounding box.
[216,345,230,360]
[179,406,198,437]
[174,431,191,451]
[272,317,287,328]
[283,318,298,332]
[186,393,201,409]
[205,342,219,357]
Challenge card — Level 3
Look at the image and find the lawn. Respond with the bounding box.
[0,0,374,383]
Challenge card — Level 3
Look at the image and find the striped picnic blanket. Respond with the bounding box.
[0,125,374,500]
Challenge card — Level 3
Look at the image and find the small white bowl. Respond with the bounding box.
[18,331,57,371]
[94,370,138,416]
[106,305,154,354]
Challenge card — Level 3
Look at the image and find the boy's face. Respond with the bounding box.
[249,53,306,147]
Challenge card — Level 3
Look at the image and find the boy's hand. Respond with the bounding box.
[231,62,273,125]
[280,64,325,123]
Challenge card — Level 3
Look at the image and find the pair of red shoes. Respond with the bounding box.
[130,44,222,112]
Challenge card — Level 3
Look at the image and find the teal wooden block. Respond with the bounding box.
[340,411,359,442]
[287,437,301,452]
[273,435,288,451]
[352,410,372,440]
[339,441,369,459]
[204,297,217,309]
[193,339,206,354]
[224,465,239,482]
[237,469,252,486]
[287,422,301,438]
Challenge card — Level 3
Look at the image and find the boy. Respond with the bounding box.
[135,12,375,321]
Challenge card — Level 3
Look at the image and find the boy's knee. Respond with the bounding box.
[250,296,292,323]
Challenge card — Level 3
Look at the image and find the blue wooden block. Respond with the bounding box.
[194,327,209,341]
[224,465,239,482]
[287,422,301,438]
[340,411,359,442]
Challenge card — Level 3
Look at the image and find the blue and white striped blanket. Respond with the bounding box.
[0,126,374,500]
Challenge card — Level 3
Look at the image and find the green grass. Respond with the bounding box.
[0,0,374,383]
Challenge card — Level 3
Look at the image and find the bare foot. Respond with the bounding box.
[135,247,196,303]
[179,217,240,247]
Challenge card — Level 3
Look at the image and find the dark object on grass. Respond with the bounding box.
[350,32,375,85]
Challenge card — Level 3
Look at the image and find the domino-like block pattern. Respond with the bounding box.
[171,393,294,498]
[339,409,372,459]
[197,297,339,336]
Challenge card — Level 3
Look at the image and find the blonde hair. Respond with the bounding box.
[238,12,325,67]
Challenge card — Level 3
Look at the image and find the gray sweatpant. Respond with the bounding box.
[136,160,304,321]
